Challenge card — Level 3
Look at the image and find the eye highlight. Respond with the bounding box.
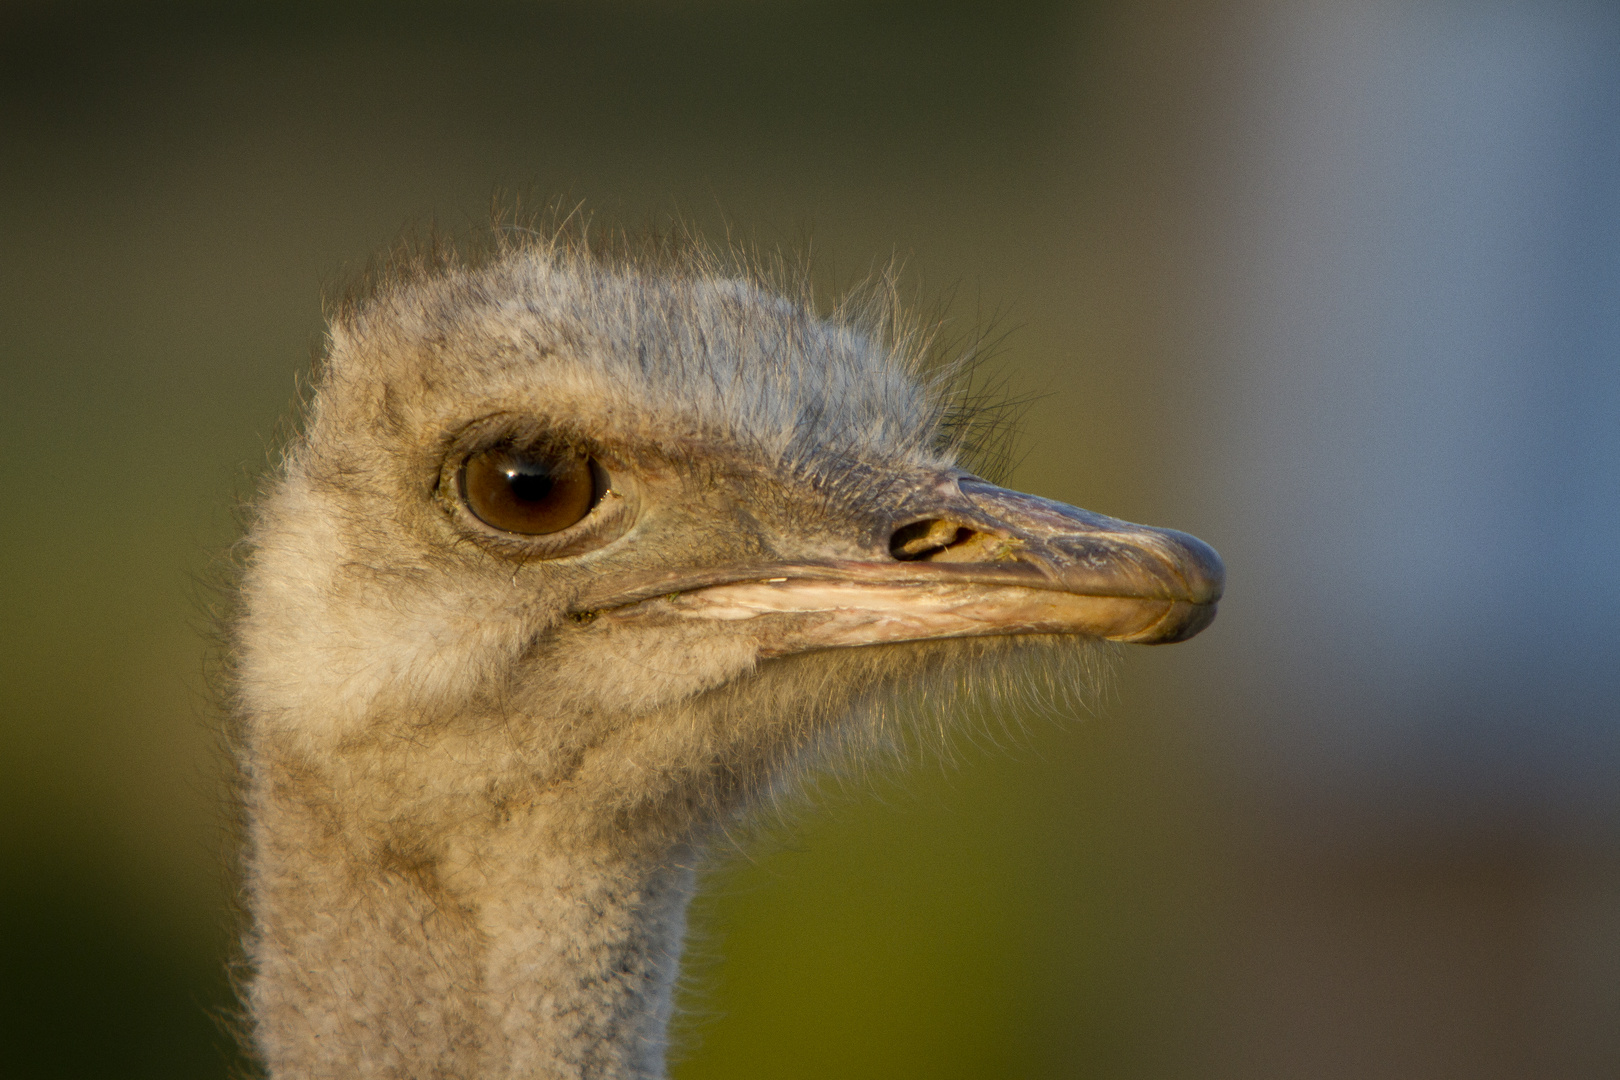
[460,445,598,535]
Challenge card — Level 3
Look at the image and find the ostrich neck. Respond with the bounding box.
[245,732,699,1080]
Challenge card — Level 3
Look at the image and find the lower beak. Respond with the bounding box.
[590,477,1223,655]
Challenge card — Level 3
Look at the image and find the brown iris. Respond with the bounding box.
[460,445,597,535]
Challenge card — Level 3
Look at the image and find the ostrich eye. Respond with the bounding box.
[460,446,598,535]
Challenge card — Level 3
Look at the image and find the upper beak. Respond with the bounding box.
[584,475,1224,655]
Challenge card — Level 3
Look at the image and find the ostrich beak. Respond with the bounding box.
[587,475,1224,654]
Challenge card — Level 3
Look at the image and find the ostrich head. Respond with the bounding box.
[234,232,1222,1079]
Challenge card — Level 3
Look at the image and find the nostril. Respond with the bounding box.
[889,519,974,561]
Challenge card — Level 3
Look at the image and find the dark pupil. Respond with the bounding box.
[504,461,556,504]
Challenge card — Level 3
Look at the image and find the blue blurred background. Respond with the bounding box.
[1,1,1615,1076]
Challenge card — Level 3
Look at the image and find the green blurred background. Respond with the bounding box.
[3,2,1617,1077]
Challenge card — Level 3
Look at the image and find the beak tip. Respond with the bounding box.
[1131,597,1220,644]
[1114,528,1223,644]
[1161,528,1226,605]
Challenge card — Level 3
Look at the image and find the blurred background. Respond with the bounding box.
[2,1,1616,1076]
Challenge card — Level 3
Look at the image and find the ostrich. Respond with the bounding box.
[232,228,1222,1079]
